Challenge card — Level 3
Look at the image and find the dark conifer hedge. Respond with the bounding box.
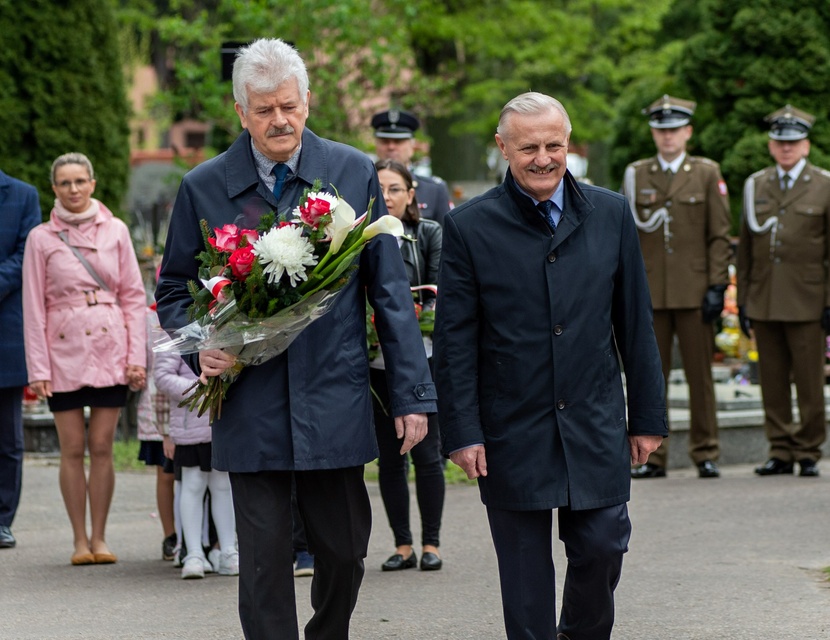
[0,0,130,217]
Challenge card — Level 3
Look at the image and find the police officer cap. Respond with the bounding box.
[371,109,420,139]
[643,95,696,129]
[765,104,815,141]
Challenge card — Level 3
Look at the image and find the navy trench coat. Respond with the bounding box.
[156,129,437,473]
[0,171,41,389]
[434,170,667,511]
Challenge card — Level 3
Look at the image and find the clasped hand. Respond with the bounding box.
[198,349,237,384]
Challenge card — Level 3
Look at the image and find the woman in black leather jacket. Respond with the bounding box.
[372,159,445,572]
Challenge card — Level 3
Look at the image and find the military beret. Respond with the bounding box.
[643,94,696,129]
[371,109,420,139]
[765,104,814,141]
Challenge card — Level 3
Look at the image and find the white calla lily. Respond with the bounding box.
[326,199,356,254]
[361,215,405,241]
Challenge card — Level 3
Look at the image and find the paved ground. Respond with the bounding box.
[2,457,829,639]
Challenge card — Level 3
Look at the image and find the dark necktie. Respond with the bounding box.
[272,163,290,200]
[537,200,557,232]
[665,167,674,186]
[781,172,791,193]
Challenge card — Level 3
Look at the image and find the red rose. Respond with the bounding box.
[299,196,332,227]
[209,224,241,251]
[228,245,256,280]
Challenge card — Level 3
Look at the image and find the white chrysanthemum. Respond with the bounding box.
[252,225,318,287]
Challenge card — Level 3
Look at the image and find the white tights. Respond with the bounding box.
[179,467,236,560]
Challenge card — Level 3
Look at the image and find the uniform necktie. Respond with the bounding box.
[781,172,791,193]
[665,167,674,186]
[272,163,290,200]
[537,200,556,232]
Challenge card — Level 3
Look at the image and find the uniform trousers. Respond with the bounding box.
[486,503,631,640]
[229,467,371,640]
[753,320,826,462]
[649,308,719,466]
[0,386,24,528]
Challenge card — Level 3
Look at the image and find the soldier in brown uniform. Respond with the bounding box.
[623,95,731,479]
[738,105,830,478]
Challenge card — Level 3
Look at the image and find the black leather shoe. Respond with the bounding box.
[631,463,666,479]
[697,460,720,478]
[419,552,442,571]
[381,551,417,571]
[0,525,16,548]
[798,459,820,477]
[754,458,794,476]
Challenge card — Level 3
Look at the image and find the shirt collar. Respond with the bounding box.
[516,176,565,211]
[778,157,806,181]
[658,152,686,174]
[251,139,302,184]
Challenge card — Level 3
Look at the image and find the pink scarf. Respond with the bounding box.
[52,198,100,225]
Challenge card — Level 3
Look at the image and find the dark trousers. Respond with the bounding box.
[486,503,631,640]
[0,387,24,527]
[651,309,719,465]
[229,467,371,640]
[371,367,444,547]
[753,320,827,461]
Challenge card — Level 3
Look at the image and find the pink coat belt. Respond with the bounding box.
[47,289,118,311]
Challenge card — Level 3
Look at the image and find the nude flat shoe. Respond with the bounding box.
[93,551,117,564]
[71,551,95,566]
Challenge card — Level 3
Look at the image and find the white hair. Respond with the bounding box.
[232,39,309,113]
[496,92,572,138]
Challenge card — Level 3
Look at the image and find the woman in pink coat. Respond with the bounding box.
[22,152,147,566]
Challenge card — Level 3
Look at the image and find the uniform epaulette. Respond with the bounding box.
[690,156,720,168]
[748,167,769,181]
[813,166,830,180]
[629,158,652,169]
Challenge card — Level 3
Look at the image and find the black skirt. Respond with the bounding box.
[173,441,213,472]
[48,385,128,412]
[138,441,174,473]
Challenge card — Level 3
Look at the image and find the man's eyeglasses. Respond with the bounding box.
[56,179,91,190]
[381,186,407,196]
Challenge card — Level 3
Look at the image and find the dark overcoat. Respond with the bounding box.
[156,129,437,473]
[434,170,667,511]
[0,171,41,388]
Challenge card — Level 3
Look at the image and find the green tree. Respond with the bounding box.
[607,0,702,188]
[0,0,131,214]
[116,0,446,153]
[407,0,674,182]
[678,0,830,230]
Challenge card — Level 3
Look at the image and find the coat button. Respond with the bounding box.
[101,327,108,333]
[415,384,426,397]
[59,333,65,339]
[547,253,556,263]
[665,200,672,207]
[86,329,91,336]
[554,325,563,335]
[557,400,566,410]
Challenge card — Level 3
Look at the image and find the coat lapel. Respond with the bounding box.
[666,161,691,199]
[780,163,812,207]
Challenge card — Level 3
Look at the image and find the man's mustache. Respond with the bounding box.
[267,126,295,137]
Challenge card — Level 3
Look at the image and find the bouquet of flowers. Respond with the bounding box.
[155,182,404,421]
